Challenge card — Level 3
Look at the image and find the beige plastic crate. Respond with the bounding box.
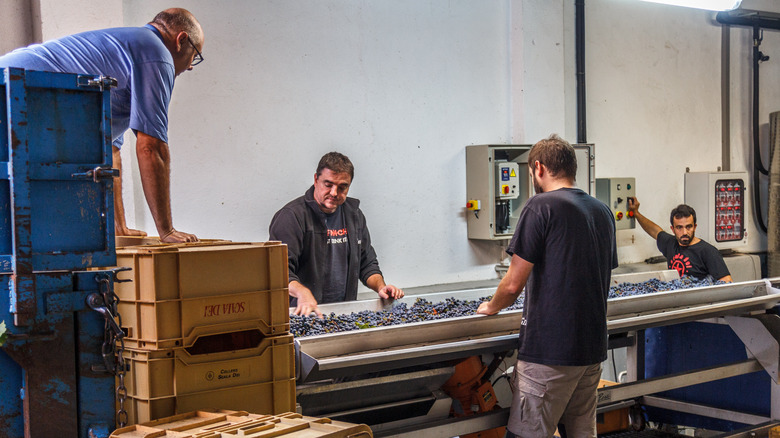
[120,396,176,426]
[121,378,297,426]
[116,237,232,248]
[115,242,289,302]
[112,410,373,438]
[118,288,289,349]
[122,334,295,399]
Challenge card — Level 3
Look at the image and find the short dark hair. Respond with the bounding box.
[527,134,577,180]
[670,204,697,225]
[316,152,354,179]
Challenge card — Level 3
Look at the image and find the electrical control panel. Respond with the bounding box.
[495,162,520,199]
[466,144,594,240]
[684,171,749,250]
[596,178,636,230]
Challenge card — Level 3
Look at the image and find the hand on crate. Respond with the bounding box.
[160,228,199,243]
[116,226,148,237]
[115,210,147,237]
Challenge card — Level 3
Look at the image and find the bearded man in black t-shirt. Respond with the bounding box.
[477,134,618,438]
[627,199,732,282]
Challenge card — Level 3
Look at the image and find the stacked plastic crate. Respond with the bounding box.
[113,241,294,424]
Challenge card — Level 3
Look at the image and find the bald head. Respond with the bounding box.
[150,8,203,46]
[149,8,204,76]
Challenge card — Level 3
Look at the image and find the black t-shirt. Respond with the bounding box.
[320,206,350,303]
[656,232,730,281]
[507,188,618,366]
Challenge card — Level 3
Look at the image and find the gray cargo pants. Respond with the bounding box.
[505,360,602,438]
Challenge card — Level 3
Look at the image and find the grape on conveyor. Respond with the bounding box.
[290,276,723,338]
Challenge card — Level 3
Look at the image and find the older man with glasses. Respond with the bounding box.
[0,8,204,243]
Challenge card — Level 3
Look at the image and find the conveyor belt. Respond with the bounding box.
[294,276,780,383]
[600,430,686,438]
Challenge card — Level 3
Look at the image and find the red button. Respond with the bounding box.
[616,212,624,220]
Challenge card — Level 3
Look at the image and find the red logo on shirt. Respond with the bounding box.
[328,228,347,237]
[327,228,348,244]
[669,253,692,277]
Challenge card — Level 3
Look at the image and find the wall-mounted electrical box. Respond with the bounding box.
[466,144,594,240]
[684,171,749,250]
[495,161,521,199]
[596,177,636,230]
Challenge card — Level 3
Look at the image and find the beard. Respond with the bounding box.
[678,234,693,245]
[532,174,543,194]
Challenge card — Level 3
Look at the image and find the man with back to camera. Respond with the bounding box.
[0,8,203,243]
[476,134,618,437]
[269,152,403,318]
[627,198,733,282]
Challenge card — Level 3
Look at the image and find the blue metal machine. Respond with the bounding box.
[0,67,124,438]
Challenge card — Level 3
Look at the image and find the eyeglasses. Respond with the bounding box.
[187,36,204,67]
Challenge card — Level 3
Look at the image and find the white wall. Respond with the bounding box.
[2,0,778,288]
[37,0,123,40]
[589,1,726,261]
[120,0,516,288]
[0,0,35,54]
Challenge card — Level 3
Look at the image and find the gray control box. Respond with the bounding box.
[596,177,636,230]
[466,144,594,240]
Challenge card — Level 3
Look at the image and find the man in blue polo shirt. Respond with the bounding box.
[0,8,204,243]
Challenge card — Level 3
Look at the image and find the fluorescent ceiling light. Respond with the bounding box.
[640,0,742,11]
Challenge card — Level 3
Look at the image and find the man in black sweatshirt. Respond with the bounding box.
[269,152,403,318]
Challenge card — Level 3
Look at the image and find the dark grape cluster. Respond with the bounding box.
[291,276,723,337]
[608,276,722,299]
[290,296,521,337]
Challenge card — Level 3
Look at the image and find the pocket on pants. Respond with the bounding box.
[517,371,546,398]
[512,370,547,432]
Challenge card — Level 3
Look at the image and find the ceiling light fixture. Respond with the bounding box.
[640,0,742,11]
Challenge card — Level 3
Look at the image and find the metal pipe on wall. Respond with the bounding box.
[721,24,731,171]
[576,0,587,144]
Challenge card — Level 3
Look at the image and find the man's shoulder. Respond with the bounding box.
[343,196,361,211]
[276,194,308,215]
[530,188,611,216]
[690,238,720,254]
[98,26,171,64]
[269,195,310,239]
[656,231,677,250]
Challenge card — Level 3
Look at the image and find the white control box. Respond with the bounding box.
[684,171,749,250]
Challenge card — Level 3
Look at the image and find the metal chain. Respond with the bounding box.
[96,273,128,428]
